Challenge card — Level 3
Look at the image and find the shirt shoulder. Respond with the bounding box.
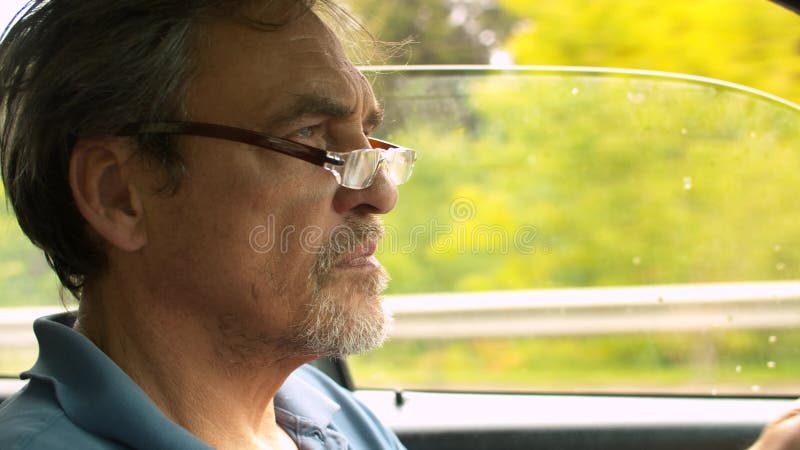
[0,380,125,450]
[292,364,406,450]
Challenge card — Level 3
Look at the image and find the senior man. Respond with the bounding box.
[0,1,414,449]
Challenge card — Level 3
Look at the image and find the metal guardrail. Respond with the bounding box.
[1,282,800,346]
[383,281,800,339]
[0,306,68,347]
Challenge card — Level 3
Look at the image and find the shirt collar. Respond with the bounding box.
[23,312,213,450]
[275,369,341,428]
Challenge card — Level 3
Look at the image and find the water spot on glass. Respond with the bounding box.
[751,385,761,393]
[769,335,778,344]
[627,91,646,104]
[750,131,757,138]
[776,263,786,271]
[710,388,718,396]
[683,177,693,190]
[681,128,688,135]
[774,245,782,252]
[657,296,664,303]
[449,5,468,26]
[735,365,742,373]
[632,256,641,266]
[527,154,537,165]
[571,87,580,95]
[478,29,497,46]
[767,361,776,369]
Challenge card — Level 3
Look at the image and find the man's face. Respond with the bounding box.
[135,11,398,362]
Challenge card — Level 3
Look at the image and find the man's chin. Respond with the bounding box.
[294,266,392,357]
[314,289,393,357]
[325,305,393,358]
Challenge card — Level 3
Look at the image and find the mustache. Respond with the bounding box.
[311,215,385,280]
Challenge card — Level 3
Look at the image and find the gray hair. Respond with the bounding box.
[0,0,359,299]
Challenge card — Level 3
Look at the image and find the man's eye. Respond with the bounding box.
[295,126,315,139]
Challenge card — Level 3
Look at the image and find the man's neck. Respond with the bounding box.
[76,280,311,450]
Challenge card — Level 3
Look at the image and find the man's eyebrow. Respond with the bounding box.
[264,94,385,132]
[365,104,385,130]
[264,94,354,131]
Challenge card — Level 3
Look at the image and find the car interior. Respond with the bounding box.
[2,1,800,450]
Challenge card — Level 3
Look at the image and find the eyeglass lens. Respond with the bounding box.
[342,149,415,188]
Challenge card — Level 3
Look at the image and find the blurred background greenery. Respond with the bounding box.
[369,71,800,293]
[347,0,800,102]
[0,183,60,307]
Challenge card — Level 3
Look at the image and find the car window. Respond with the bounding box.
[340,0,800,396]
[348,67,800,395]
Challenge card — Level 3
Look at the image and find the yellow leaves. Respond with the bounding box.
[498,0,800,102]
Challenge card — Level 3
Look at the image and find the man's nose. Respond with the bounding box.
[332,158,399,215]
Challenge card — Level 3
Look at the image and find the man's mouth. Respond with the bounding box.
[335,241,379,269]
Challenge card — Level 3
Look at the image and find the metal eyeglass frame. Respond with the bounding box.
[116,121,417,189]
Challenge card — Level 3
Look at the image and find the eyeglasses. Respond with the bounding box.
[116,121,417,189]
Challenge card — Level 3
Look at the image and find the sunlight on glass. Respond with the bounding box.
[0,1,28,31]
[489,49,513,67]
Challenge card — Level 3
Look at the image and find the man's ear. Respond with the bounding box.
[69,137,148,252]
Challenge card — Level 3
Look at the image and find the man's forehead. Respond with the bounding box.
[196,12,337,61]
[187,11,376,127]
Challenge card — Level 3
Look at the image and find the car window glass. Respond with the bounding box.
[341,0,800,395]
[346,68,800,395]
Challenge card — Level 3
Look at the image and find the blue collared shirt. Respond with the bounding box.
[0,313,406,450]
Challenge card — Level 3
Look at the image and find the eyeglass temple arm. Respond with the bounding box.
[117,122,343,166]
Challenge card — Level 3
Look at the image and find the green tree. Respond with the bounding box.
[346,0,517,64]
[373,70,800,293]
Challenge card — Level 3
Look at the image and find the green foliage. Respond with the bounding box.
[0,193,61,306]
[345,0,517,64]
[351,0,800,102]
[360,68,800,391]
[496,0,800,102]
[374,71,800,294]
